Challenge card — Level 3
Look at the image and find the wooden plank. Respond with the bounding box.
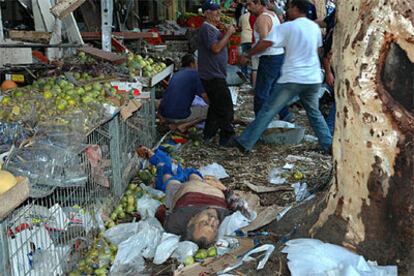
[81,31,158,41]
[0,177,30,220]
[9,30,52,43]
[51,0,87,19]
[174,238,255,276]
[79,46,127,64]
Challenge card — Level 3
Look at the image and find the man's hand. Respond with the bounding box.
[325,71,335,87]
[238,54,250,66]
[226,25,236,36]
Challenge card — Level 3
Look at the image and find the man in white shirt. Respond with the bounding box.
[239,0,292,122]
[233,0,333,154]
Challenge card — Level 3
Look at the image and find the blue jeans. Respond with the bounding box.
[236,83,333,152]
[254,54,289,118]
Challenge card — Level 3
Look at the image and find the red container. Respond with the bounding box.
[228,45,239,65]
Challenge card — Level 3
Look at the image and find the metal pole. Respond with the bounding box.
[0,221,11,276]
[101,0,113,52]
[0,3,4,41]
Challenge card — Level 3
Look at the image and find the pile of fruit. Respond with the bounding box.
[0,74,120,129]
[125,53,167,78]
[69,232,118,276]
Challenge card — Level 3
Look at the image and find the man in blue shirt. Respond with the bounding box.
[159,54,209,132]
[198,0,236,146]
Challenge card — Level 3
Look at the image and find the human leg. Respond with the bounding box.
[202,79,221,140]
[299,84,333,151]
[202,78,234,144]
[236,83,302,151]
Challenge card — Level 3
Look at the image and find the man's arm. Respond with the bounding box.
[211,25,236,54]
[239,15,273,64]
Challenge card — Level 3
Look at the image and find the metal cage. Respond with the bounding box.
[0,96,156,276]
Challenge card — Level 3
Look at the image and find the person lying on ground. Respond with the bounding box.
[136,146,253,248]
[158,53,209,133]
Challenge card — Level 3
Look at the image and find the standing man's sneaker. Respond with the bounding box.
[229,138,250,154]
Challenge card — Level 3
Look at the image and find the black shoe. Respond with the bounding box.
[219,136,233,147]
[231,137,250,154]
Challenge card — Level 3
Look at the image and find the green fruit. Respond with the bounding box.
[127,195,135,205]
[1,96,11,105]
[118,211,125,219]
[110,212,117,220]
[128,183,137,191]
[183,256,195,266]
[195,249,208,260]
[207,246,217,257]
[126,206,135,214]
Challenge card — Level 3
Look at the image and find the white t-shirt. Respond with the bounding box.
[266,17,322,84]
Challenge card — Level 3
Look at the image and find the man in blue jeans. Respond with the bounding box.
[239,0,292,122]
[234,0,332,154]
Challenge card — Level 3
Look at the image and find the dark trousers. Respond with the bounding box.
[202,78,235,141]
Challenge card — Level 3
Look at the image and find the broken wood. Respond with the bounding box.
[9,30,52,43]
[174,238,254,276]
[244,182,292,193]
[78,46,127,64]
[50,0,87,19]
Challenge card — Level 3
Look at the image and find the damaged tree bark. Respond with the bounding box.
[309,0,414,272]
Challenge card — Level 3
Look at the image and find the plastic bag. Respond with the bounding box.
[282,239,398,276]
[292,183,311,202]
[104,223,141,245]
[268,167,287,185]
[140,183,165,199]
[137,194,162,219]
[110,218,164,275]
[218,211,251,238]
[153,233,180,265]
[199,162,229,179]
[172,241,199,263]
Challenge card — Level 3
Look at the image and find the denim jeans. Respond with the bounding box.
[236,83,333,151]
[254,54,289,118]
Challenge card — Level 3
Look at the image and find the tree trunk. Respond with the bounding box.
[309,0,414,273]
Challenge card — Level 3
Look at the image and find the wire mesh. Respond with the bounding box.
[0,118,114,276]
[0,96,156,275]
[109,97,156,198]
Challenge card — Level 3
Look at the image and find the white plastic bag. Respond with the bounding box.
[104,222,141,245]
[110,218,164,275]
[172,241,199,263]
[292,183,311,202]
[268,167,287,185]
[218,211,251,238]
[110,244,145,275]
[282,238,398,276]
[199,163,229,179]
[140,183,165,198]
[153,233,180,265]
[137,194,161,219]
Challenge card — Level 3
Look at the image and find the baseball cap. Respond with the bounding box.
[202,0,220,12]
